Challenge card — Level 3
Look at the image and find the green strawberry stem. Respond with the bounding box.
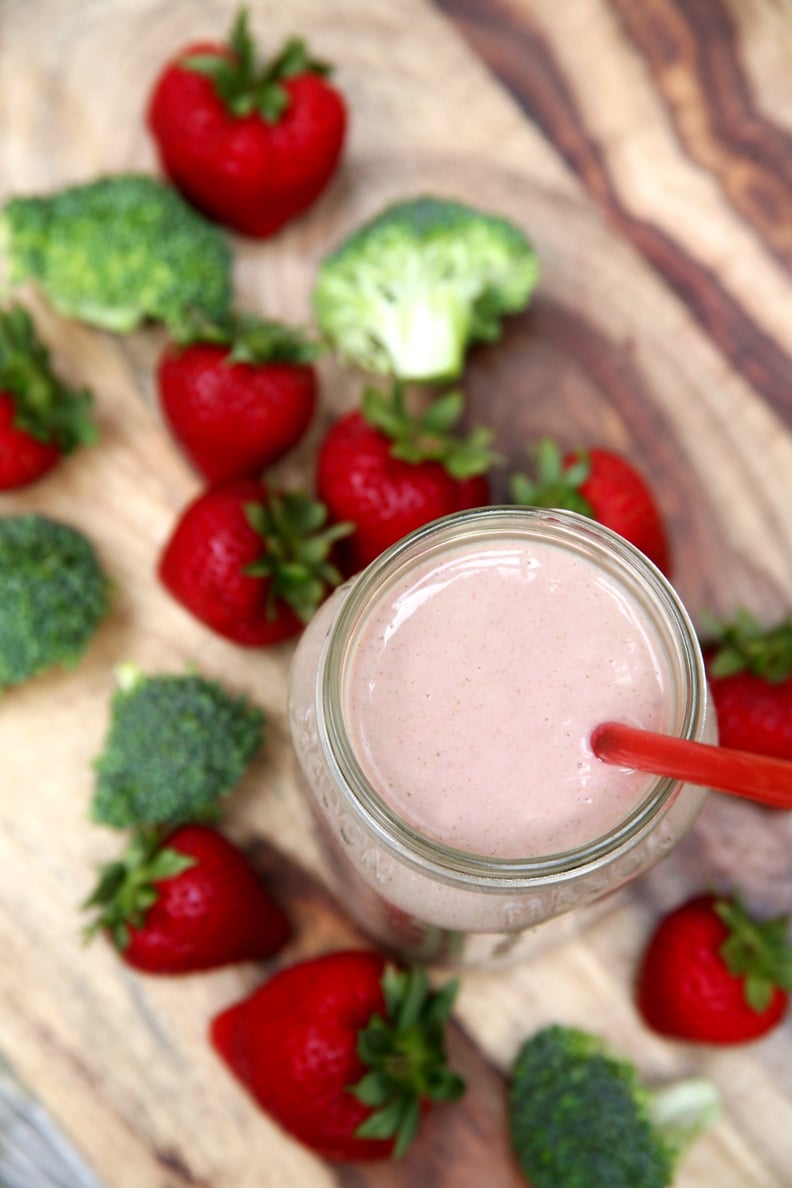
[715,895,792,1012]
[183,9,332,123]
[0,303,96,450]
[509,437,593,515]
[245,490,352,623]
[350,964,465,1158]
[701,608,792,684]
[647,1078,721,1163]
[169,310,321,365]
[362,382,498,480]
[82,827,194,951]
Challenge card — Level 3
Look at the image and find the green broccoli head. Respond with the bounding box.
[312,196,539,383]
[91,667,265,829]
[0,175,233,335]
[0,514,110,692]
[509,1025,720,1188]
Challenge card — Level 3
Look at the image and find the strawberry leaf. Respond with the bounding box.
[702,609,792,683]
[745,973,774,1014]
[352,1071,392,1108]
[420,390,467,434]
[396,964,428,1029]
[362,382,498,479]
[426,977,461,1025]
[170,310,321,364]
[181,54,239,91]
[243,491,352,623]
[509,438,594,517]
[228,7,256,76]
[268,35,331,80]
[182,11,333,124]
[349,964,465,1158]
[82,829,195,949]
[715,895,792,1013]
[392,1098,421,1159]
[0,303,96,451]
[354,1098,405,1139]
[382,963,405,1017]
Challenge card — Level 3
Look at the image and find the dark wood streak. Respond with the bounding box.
[153,1146,211,1188]
[465,300,788,617]
[435,0,792,423]
[613,0,792,273]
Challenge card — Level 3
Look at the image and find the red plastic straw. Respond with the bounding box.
[591,721,792,810]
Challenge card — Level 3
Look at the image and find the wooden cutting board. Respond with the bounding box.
[1,1,791,1185]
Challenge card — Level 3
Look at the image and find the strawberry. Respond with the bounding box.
[509,438,671,576]
[702,609,792,762]
[147,10,347,238]
[637,893,792,1044]
[210,950,465,1160]
[0,303,95,490]
[83,824,291,974]
[317,385,495,573]
[159,479,350,645]
[158,314,320,484]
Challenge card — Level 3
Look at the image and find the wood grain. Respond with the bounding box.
[441,0,792,417]
[0,0,791,1185]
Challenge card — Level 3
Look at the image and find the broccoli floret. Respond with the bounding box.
[509,1025,720,1188]
[0,514,110,692]
[91,667,264,828]
[0,175,232,335]
[312,196,539,383]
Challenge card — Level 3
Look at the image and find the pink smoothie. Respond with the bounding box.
[342,536,673,859]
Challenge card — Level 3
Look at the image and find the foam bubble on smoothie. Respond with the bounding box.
[342,537,672,859]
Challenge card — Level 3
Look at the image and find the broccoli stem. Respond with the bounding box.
[647,1077,721,1164]
[374,288,472,382]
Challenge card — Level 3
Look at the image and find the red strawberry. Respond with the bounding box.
[159,479,350,645]
[637,893,792,1044]
[83,824,291,974]
[702,609,792,762]
[510,439,671,576]
[210,950,465,1161]
[0,303,95,490]
[147,11,347,238]
[317,385,495,572]
[158,314,319,484]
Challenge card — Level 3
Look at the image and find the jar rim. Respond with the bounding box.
[317,506,708,889]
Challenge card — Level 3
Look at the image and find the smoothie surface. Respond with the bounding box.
[342,537,673,858]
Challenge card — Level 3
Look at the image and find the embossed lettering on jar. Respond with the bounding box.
[288,507,714,966]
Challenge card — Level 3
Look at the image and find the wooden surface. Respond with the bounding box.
[1,0,791,1185]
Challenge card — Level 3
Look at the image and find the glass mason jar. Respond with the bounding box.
[288,507,714,967]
